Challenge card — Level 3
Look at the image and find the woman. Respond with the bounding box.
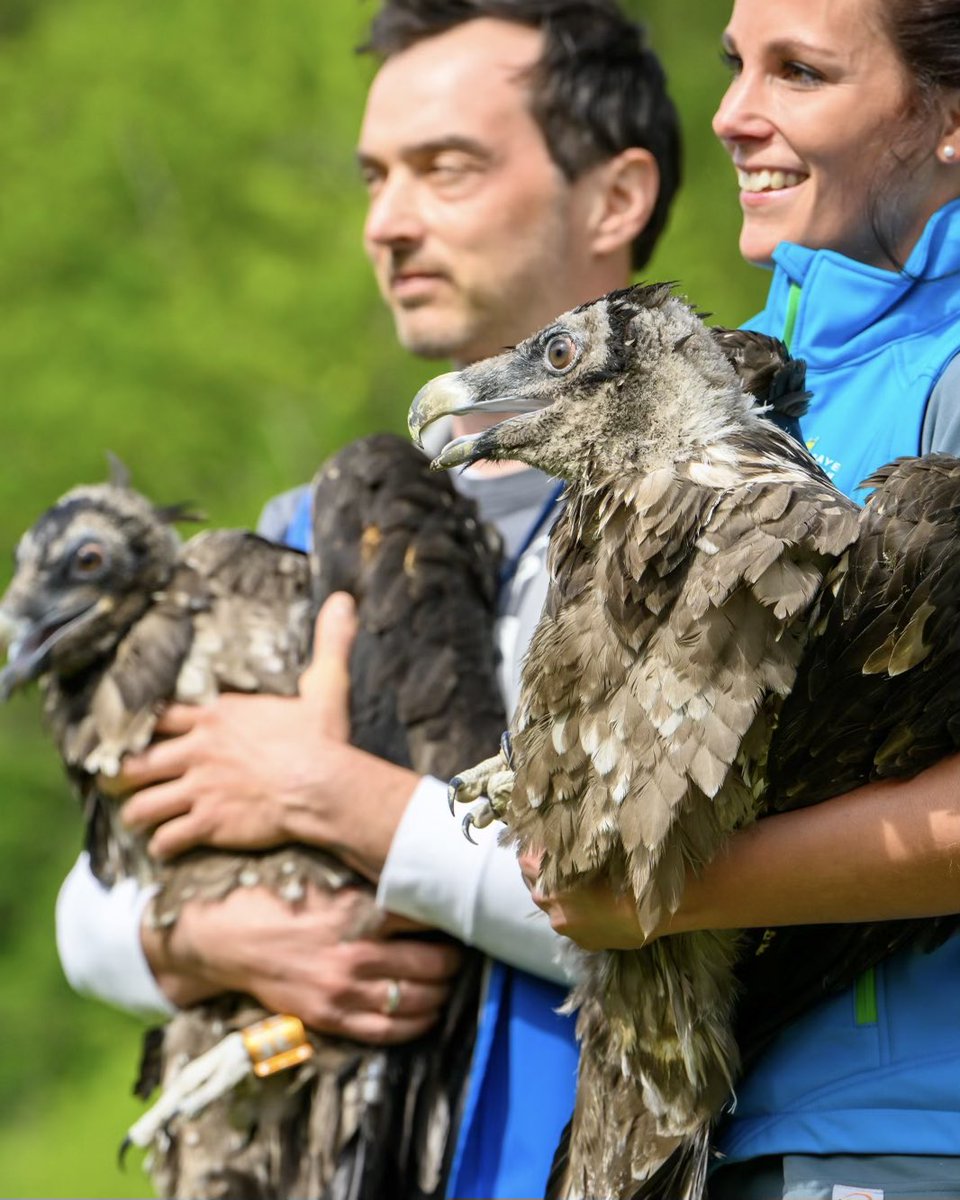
[522,1,960,1196]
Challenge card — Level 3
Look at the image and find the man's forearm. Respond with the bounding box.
[665,753,960,936]
[280,744,420,883]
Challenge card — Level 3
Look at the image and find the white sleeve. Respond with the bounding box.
[56,853,176,1018]
[376,776,578,987]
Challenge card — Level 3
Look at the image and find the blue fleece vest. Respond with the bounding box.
[717,199,960,1162]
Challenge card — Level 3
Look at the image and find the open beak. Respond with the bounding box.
[408,371,542,468]
[0,601,99,699]
[408,372,475,449]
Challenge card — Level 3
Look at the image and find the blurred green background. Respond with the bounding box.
[0,1,767,1195]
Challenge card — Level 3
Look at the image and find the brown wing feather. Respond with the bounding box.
[735,454,960,1065]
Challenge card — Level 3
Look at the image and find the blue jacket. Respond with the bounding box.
[717,199,960,1162]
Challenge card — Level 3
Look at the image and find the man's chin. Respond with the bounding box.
[393,313,474,361]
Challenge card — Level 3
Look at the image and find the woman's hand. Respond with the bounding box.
[518,848,651,951]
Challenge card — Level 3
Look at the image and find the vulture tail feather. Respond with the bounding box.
[629,1126,710,1200]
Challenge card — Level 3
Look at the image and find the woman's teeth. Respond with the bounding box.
[737,169,804,192]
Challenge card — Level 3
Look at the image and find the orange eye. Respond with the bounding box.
[544,334,577,373]
[74,543,105,574]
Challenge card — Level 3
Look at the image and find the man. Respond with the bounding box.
[56,2,681,1195]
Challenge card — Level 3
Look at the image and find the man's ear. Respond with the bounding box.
[585,148,660,258]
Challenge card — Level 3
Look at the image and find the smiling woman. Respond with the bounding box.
[713,0,960,269]
[518,0,960,1198]
[699,0,960,1196]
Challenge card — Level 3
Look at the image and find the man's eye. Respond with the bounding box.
[430,159,470,180]
[544,335,578,373]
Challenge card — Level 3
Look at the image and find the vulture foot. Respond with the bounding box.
[462,799,498,842]
[448,747,516,838]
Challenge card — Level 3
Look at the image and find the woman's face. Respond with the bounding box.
[713,0,954,268]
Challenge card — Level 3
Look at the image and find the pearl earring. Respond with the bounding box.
[945,145,957,161]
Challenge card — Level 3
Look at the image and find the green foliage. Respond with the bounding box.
[0,1,767,1194]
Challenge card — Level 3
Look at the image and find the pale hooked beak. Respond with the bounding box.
[408,372,476,449]
[408,371,537,468]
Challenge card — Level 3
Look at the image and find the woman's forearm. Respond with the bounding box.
[666,753,960,936]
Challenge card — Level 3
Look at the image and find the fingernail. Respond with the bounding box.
[326,592,354,618]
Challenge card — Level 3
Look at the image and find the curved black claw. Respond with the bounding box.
[118,1137,132,1170]
[448,777,462,815]
[500,730,514,768]
[462,813,477,845]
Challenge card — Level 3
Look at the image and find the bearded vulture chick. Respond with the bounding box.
[0,435,503,1200]
[408,284,960,1200]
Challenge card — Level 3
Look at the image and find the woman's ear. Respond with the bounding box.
[937,90,960,164]
[586,148,660,258]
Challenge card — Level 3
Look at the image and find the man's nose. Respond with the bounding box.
[364,171,424,247]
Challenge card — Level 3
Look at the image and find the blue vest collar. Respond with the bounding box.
[761,198,960,368]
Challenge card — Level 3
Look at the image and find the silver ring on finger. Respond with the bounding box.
[383,978,402,1016]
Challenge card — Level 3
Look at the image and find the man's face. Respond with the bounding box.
[358,19,598,365]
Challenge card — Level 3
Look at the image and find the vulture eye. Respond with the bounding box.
[72,542,106,576]
[544,334,578,374]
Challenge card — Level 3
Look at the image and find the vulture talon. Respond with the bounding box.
[117,1136,132,1170]
[461,798,497,841]
[500,730,514,768]
[447,777,462,815]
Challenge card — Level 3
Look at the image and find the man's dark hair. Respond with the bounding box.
[360,0,681,271]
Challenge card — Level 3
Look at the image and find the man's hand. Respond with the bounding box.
[116,593,419,881]
[143,883,463,1044]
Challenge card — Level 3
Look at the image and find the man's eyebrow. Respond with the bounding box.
[356,136,494,169]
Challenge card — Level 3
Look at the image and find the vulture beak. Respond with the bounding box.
[0,608,40,699]
[0,599,102,699]
[408,372,477,452]
[408,371,542,469]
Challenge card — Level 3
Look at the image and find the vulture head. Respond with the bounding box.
[408,284,771,484]
[0,482,188,696]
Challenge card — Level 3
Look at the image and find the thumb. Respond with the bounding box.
[299,592,357,738]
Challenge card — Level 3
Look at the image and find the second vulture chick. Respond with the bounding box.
[0,434,504,1200]
[408,284,960,1200]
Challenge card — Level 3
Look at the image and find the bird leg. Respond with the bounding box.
[447,739,516,841]
[123,1015,313,1157]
